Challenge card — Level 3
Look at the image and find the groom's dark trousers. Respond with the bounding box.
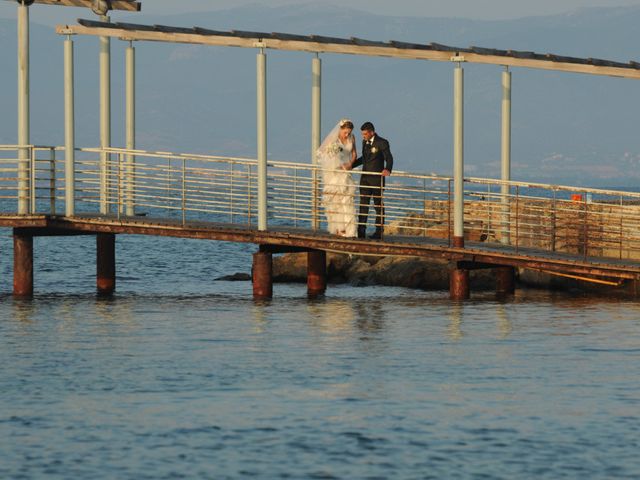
[359,175,385,231]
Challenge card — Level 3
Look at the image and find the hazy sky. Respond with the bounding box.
[140,0,640,20]
[1,0,640,21]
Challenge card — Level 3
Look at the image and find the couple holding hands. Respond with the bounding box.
[316,119,394,240]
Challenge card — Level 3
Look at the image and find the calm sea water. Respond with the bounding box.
[1,231,640,479]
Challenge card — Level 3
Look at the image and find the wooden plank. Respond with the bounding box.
[30,0,141,12]
[55,23,640,80]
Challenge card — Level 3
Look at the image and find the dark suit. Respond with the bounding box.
[351,135,393,233]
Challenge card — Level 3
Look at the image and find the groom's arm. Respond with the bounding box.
[381,139,393,175]
[350,155,363,169]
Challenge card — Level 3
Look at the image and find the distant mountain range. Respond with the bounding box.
[1,4,640,186]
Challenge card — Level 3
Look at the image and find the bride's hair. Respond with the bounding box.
[339,119,354,130]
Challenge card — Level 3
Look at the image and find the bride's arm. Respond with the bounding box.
[344,136,358,170]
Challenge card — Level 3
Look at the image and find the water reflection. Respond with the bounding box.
[496,303,513,339]
[354,301,386,336]
[9,297,36,325]
[448,304,463,340]
[306,299,355,334]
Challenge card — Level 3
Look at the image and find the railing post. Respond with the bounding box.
[447,179,452,246]
[515,185,520,253]
[500,67,512,245]
[125,40,136,217]
[30,146,36,214]
[230,163,235,223]
[100,15,111,215]
[247,165,252,226]
[50,148,56,215]
[182,158,186,226]
[619,194,624,260]
[583,194,588,260]
[453,62,465,248]
[17,2,30,215]
[311,53,321,230]
[117,152,122,219]
[257,48,268,231]
[64,35,75,217]
[551,190,557,252]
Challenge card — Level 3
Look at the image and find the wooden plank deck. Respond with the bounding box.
[3,214,640,282]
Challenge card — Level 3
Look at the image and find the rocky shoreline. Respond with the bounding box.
[218,252,637,297]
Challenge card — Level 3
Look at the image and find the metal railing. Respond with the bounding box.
[0,145,63,215]
[2,144,640,262]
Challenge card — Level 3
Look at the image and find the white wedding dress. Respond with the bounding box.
[317,124,357,237]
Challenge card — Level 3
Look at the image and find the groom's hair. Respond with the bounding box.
[361,122,375,132]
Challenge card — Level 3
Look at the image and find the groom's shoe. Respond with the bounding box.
[369,228,383,240]
[357,227,366,239]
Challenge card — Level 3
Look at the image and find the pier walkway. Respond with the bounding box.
[2,146,640,299]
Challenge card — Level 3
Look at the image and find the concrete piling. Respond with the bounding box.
[450,268,470,300]
[307,250,326,296]
[13,230,33,297]
[252,251,273,299]
[495,266,516,296]
[97,233,116,295]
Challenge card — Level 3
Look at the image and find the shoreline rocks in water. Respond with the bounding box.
[272,252,497,290]
[221,252,637,297]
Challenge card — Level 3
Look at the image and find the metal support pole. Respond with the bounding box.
[100,15,111,215]
[307,250,326,296]
[500,67,512,245]
[252,251,273,299]
[17,3,30,215]
[453,63,465,248]
[13,229,33,297]
[257,49,268,231]
[97,233,116,295]
[311,54,321,230]
[125,41,136,216]
[64,36,75,217]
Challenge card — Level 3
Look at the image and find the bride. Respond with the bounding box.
[316,119,358,237]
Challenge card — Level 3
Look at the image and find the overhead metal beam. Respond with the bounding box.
[56,22,640,80]
[12,0,141,11]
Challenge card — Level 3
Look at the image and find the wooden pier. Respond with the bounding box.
[3,214,639,300]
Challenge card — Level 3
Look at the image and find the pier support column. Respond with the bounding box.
[453,62,465,249]
[64,34,75,217]
[97,233,116,295]
[311,54,321,230]
[13,230,33,297]
[495,266,516,296]
[252,251,273,299]
[17,2,30,215]
[99,15,111,215]
[450,268,470,300]
[307,250,326,296]
[257,49,268,231]
[500,67,512,245]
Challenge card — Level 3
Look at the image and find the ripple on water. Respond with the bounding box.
[1,236,640,478]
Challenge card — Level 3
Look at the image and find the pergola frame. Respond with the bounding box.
[55,19,640,244]
[7,0,141,215]
[10,0,140,11]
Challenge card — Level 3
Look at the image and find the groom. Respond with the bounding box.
[349,122,393,239]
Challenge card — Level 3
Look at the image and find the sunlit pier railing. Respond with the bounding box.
[3,144,640,261]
